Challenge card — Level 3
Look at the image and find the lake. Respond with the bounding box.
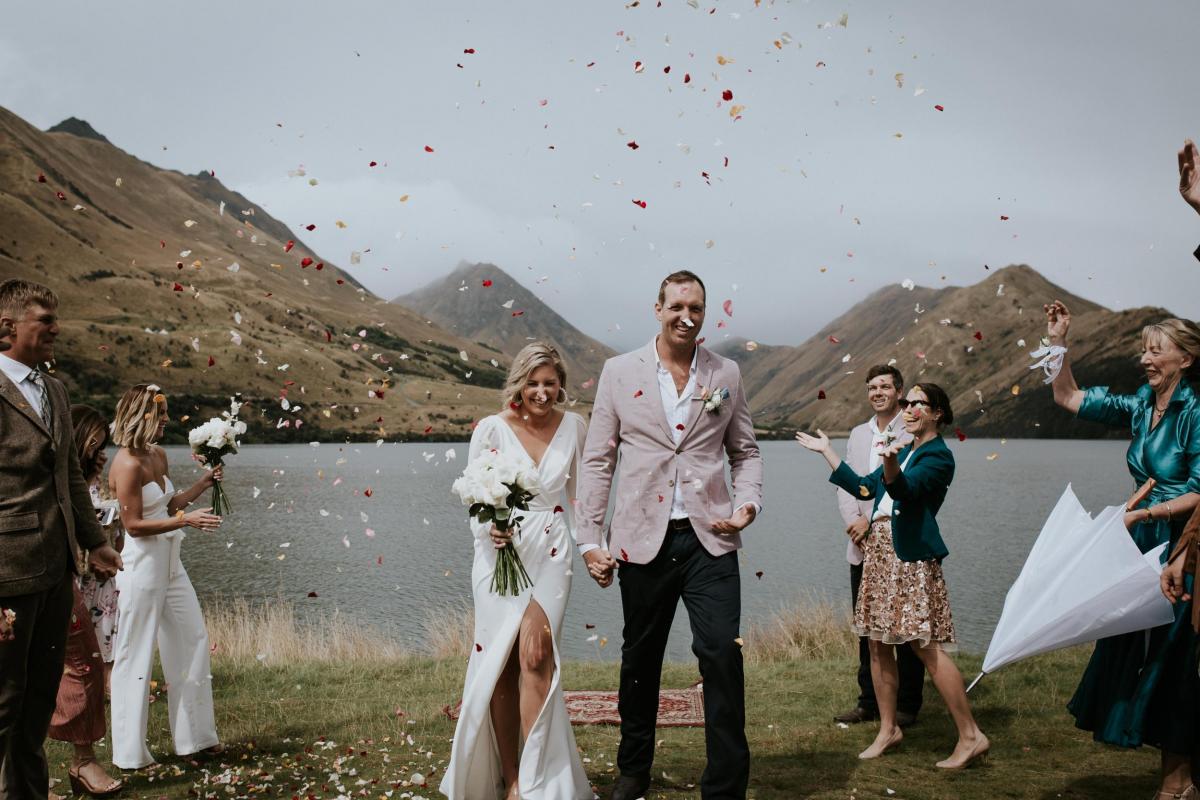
[159,439,1137,662]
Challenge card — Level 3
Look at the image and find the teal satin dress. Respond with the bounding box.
[1067,380,1200,751]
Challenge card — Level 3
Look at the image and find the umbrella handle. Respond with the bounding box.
[965,672,985,694]
[1126,478,1157,511]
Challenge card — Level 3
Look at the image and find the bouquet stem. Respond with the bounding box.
[210,476,232,516]
[490,523,532,596]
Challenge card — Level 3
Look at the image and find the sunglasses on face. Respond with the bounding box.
[897,399,932,410]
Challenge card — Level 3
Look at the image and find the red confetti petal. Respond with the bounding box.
[663,65,671,74]
[550,547,558,557]
[553,505,564,513]
[207,356,215,367]
[324,330,332,342]
[724,156,729,167]
[376,555,384,565]
[658,494,664,502]
[160,240,166,248]
[675,423,686,431]
[285,240,295,252]
[307,591,319,598]
[423,425,433,434]
[1000,215,1009,221]
[620,548,630,561]
[336,279,345,285]
[482,279,493,287]
[634,389,644,398]
[722,299,733,317]
[684,73,691,84]
[305,223,316,231]
[632,199,647,208]
[585,623,596,629]
[722,89,733,101]
[364,488,374,497]
[509,402,520,411]
[511,310,524,317]
[37,173,46,183]
[463,48,475,54]
[474,643,483,652]
[828,336,840,343]
[934,104,945,111]
[627,140,639,149]
[315,262,324,270]
[755,570,764,579]
[368,161,377,167]
[973,330,983,340]
[55,191,66,201]
[634,60,642,71]
[424,145,435,153]
[818,389,827,400]
[172,282,184,292]
[300,257,313,267]
[956,428,968,441]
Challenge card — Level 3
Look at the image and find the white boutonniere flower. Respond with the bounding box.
[700,386,731,414]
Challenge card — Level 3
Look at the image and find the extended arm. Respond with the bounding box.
[1044,300,1083,414]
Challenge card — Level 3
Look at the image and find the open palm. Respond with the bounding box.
[795,430,830,453]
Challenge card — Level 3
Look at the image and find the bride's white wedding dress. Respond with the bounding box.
[440,412,593,800]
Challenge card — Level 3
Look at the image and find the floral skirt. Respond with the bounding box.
[853,519,957,651]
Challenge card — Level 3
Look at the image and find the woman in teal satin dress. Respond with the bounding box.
[1046,302,1200,799]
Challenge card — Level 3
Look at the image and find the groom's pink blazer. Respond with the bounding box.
[577,341,764,564]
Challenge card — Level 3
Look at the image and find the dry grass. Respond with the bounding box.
[420,599,476,659]
[203,597,406,664]
[743,592,857,664]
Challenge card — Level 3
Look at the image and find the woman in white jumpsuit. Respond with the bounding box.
[107,384,224,769]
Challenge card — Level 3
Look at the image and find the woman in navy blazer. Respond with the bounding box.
[797,382,988,769]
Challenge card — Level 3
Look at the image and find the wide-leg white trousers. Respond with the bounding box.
[110,533,218,769]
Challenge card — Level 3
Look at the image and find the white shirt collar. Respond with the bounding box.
[0,352,34,385]
[651,336,698,376]
[871,410,904,435]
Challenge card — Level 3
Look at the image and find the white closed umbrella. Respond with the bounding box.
[967,484,1175,692]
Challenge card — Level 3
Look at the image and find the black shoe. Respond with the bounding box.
[610,773,651,800]
[834,706,878,724]
[897,711,919,728]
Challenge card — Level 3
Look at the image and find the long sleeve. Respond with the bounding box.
[836,430,864,527]
[830,460,881,502]
[576,362,620,549]
[1077,386,1140,429]
[724,372,764,513]
[884,447,954,502]
[564,412,589,545]
[63,385,105,550]
[465,418,497,542]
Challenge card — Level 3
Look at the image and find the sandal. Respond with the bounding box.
[68,758,124,798]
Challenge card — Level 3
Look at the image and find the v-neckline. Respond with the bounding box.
[498,413,567,470]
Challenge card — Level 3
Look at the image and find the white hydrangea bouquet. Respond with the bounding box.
[187,398,246,516]
[452,446,537,596]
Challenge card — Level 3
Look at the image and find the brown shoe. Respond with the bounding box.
[833,706,878,724]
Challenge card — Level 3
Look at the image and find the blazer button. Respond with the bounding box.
[675,446,682,454]
[668,479,675,487]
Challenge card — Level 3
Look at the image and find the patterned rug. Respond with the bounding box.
[444,683,705,727]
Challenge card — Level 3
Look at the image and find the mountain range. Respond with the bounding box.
[0,103,1173,440]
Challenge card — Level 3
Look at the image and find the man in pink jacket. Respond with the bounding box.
[577,270,764,800]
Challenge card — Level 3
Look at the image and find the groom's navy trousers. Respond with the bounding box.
[617,519,748,799]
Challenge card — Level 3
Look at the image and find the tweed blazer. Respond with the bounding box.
[0,366,105,597]
[577,341,764,564]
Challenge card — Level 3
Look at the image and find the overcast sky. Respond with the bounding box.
[3,1,1198,350]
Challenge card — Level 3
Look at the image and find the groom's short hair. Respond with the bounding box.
[657,270,706,305]
[0,278,59,321]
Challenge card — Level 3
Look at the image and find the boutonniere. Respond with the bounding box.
[697,386,731,414]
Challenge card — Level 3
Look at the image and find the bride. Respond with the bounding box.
[441,342,595,800]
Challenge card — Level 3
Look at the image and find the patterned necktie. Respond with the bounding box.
[28,368,53,435]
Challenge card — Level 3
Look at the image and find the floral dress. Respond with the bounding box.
[81,483,122,662]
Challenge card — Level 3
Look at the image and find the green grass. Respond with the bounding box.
[48,646,1163,800]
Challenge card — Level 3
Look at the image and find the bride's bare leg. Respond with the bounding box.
[490,645,521,793]
[519,600,555,740]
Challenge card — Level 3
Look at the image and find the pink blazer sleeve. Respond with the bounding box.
[576,361,620,549]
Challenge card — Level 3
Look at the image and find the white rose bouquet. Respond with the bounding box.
[452,446,538,596]
[187,398,246,516]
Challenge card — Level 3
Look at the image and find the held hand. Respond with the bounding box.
[583,549,616,588]
[182,508,222,531]
[713,504,757,535]
[1044,300,1071,343]
[846,516,871,546]
[489,525,513,550]
[794,430,831,454]
[1123,509,1149,531]
[879,440,906,460]
[0,610,14,642]
[87,544,124,581]
[1161,555,1191,604]
[1180,139,1200,215]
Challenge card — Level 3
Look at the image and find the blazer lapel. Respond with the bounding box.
[676,347,714,449]
[0,370,51,439]
[638,342,675,444]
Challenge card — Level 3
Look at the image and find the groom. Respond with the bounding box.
[578,270,764,800]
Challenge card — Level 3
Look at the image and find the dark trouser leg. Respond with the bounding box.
[616,533,683,779]
[850,562,877,713]
[680,536,748,799]
[896,635,926,716]
[0,571,74,800]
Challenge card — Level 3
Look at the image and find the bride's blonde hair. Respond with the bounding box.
[501,343,568,410]
[111,384,168,450]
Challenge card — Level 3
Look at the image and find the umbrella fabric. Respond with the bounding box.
[979,485,1175,676]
